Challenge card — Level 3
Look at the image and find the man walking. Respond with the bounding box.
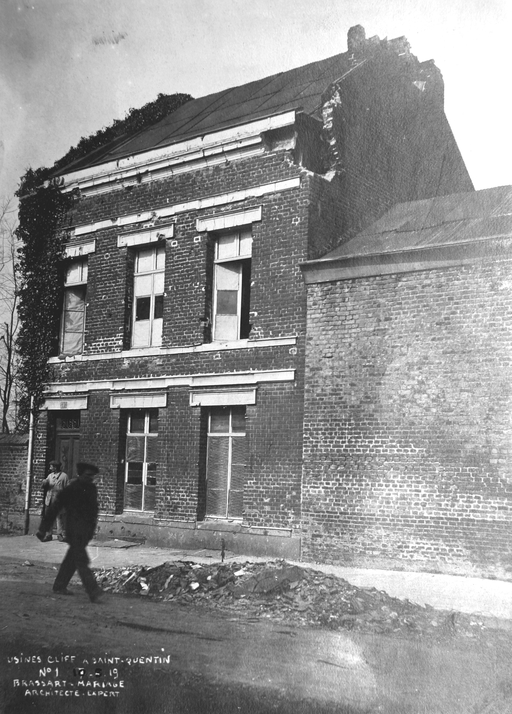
[36,462,104,603]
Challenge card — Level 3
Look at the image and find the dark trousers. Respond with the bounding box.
[53,536,99,596]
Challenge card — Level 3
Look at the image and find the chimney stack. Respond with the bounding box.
[347,25,366,55]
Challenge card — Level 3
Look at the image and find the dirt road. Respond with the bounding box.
[1,557,511,714]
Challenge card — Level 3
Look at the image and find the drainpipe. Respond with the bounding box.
[23,396,35,535]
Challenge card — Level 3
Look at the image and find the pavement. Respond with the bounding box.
[2,534,512,621]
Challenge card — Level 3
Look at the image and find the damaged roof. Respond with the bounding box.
[57,27,416,176]
[318,185,512,261]
[60,52,354,174]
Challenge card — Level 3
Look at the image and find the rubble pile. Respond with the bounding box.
[94,560,485,638]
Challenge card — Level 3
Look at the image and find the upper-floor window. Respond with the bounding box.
[212,229,252,341]
[132,244,165,348]
[60,259,87,355]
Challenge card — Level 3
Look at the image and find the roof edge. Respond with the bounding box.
[54,110,297,198]
[301,235,512,283]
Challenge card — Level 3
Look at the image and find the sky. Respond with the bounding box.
[0,0,511,204]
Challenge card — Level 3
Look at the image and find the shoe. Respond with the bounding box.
[52,588,74,595]
[89,589,105,603]
[57,535,65,542]
[42,535,53,542]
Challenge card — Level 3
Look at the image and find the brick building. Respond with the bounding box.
[301,186,512,578]
[27,26,472,557]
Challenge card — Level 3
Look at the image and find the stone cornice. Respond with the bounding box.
[56,110,297,198]
[44,368,296,395]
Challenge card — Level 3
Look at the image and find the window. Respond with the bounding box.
[206,406,246,519]
[132,245,165,348]
[212,229,252,341]
[60,259,87,355]
[124,409,158,512]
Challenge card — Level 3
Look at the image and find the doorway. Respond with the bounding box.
[54,411,81,479]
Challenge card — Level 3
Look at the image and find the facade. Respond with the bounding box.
[27,27,473,558]
[301,186,512,579]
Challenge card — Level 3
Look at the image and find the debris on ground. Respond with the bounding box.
[94,559,492,640]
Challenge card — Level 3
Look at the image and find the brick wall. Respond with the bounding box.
[158,387,202,521]
[326,56,473,241]
[58,154,310,360]
[0,436,28,531]
[78,393,123,512]
[67,153,300,229]
[303,259,512,578]
[244,381,304,530]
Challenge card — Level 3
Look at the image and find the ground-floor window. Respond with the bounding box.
[124,409,158,512]
[206,406,246,519]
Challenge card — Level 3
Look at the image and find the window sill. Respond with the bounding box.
[48,335,297,363]
[122,509,155,516]
[197,519,243,533]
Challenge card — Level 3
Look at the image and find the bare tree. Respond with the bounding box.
[0,199,20,433]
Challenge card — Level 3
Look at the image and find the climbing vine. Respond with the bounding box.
[52,93,192,173]
[15,173,73,427]
[15,93,193,428]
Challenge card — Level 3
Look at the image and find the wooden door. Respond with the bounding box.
[54,411,81,479]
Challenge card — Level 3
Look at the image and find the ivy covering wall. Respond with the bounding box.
[15,173,72,425]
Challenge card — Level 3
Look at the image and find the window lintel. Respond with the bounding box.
[111,392,167,409]
[196,206,262,233]
[190,388,256,407]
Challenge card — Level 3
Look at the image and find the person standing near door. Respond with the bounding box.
[41,461,69,541]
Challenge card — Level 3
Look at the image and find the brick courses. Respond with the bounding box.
[0,436,28,531]
[303,258,512,578]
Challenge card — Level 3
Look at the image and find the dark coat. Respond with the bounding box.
[39,478,98,542]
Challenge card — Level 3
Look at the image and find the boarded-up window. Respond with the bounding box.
[60,259,87,356]
[212,229,252,341]
[206,406,246,518]
[124,409,158,511]
[132,245,165,348]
